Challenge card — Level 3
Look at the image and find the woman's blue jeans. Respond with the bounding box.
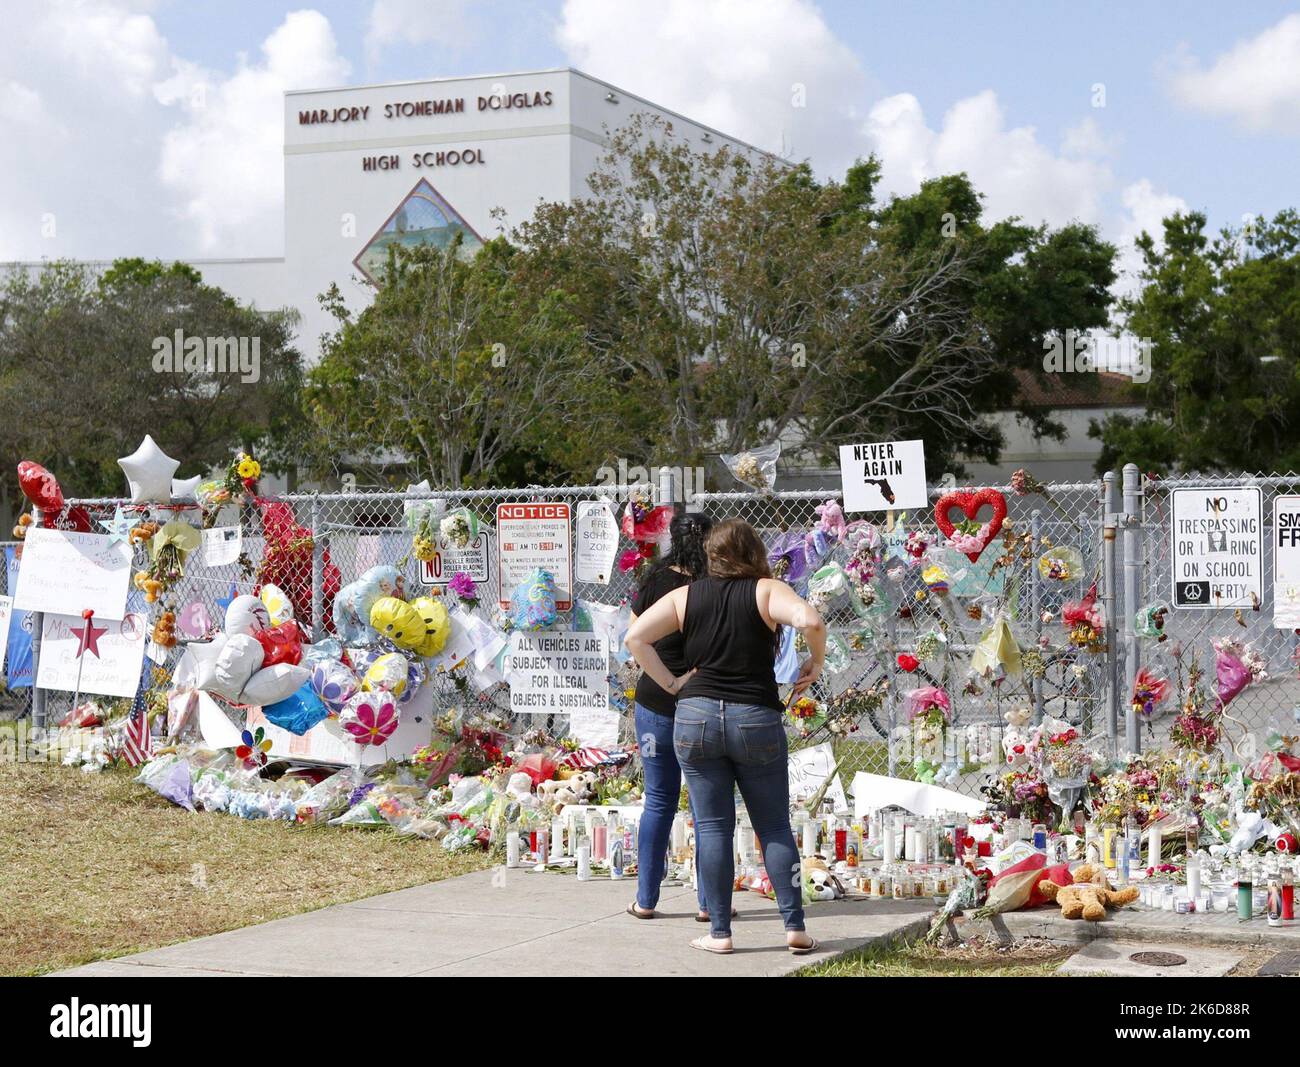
[634,703,705,913]
[673,697,806,939]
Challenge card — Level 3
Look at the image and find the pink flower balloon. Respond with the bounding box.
[339,694,400,746]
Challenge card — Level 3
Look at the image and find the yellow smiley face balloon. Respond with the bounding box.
[409,595,451,657]
[368,596,424,651]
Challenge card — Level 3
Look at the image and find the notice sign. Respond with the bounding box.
[1170,487,1262,609]
[574,500,619,585]
[418,532,491,587]
[1273,495,1300,628]
[505,631,609,714]
[838,439,928,512]
[496,502,572,609]
[13,528,132,620]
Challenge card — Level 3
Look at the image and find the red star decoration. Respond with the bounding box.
[76,618,107,659]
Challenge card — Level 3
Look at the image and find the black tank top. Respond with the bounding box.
[678,576,781,708]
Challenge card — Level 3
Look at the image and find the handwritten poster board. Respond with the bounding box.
[36,611,147,698]
[13,529,132,620]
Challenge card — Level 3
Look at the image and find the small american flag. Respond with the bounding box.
[122,685,153,767]
[559,747,630,770]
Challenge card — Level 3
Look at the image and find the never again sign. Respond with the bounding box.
[838,439,928,512]
[1170,487,1262,609]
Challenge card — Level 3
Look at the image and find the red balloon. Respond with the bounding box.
[17,461,64,515]
[254,620,303,667]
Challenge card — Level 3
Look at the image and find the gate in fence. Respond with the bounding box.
[17,467,1298,799]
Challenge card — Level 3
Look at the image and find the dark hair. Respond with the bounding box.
[704,518,772,579]
[639,511,714,588]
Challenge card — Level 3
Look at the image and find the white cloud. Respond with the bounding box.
[0,3,348,261]
[556,0,865,171]
[1166,13,1300,135]
[157,10,349,253]
[863,89,1113,229]
[1113,179,1189,294]
[364,0,476,65]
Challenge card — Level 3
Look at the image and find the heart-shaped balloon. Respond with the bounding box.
[933,488,1008,562]
[254,620,303,666]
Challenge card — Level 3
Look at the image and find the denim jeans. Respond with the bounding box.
[634,703,706,913]
[673,697,805,939]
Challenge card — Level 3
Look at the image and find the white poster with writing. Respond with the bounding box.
[787,741,848,811]
[505,631,609,715]
[496,502,572,609]
[1273,495,1300,628]
[203,525,242,567]
[36,611,147,698]
[13,528,132,620]
[838,439,929,512]
[574,500,619,585]
[1170,487,1262,609]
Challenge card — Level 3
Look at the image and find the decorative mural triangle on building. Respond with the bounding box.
[353,178,485,286]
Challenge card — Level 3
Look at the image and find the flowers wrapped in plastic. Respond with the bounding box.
[1063,582,1106,652]
[1037,545,1083,582]
[439,507,480,548]
[1131,666,1170,719]
[721,440,780,492]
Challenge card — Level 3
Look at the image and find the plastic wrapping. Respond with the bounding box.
[721,440,780,491]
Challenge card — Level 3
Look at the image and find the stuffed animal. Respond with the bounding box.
[802,856,848,901]
[537,771,598,810]
[1002,705,1032,769]
[1038,862,1139,921]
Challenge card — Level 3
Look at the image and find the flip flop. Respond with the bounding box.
[627,902,656,919]
[694,907,739,922]
[690,936,734,955]
[787,937,819,956]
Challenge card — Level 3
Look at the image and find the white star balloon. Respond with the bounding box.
[171,475,202,502]
[118,435,179,504]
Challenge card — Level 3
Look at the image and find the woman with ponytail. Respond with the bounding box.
[625,510,714,921]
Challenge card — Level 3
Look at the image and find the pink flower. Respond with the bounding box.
[448,571,478,600]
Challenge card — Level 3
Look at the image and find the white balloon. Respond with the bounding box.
[117,434,179,504]
[171,475,202,502]
[241,663,310,707]
[211,634,264,701]
[224,594,270,637]
[259,583,294,624]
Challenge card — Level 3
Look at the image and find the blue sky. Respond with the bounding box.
[3,1,1297,269]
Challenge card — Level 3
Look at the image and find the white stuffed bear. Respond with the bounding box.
[1002,706,1032,770]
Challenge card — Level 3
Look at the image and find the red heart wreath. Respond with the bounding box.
[933,488,1008,562]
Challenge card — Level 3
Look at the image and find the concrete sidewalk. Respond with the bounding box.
[55,868,934,977]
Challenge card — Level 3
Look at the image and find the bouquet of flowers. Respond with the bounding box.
[1170,657,1221,754]
[447,571,480,608]
[786,696,827,738]
[1063,582,1106,652]
[1131,666,1171,720]
[439,507,479,549]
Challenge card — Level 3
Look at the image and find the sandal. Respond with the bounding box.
[694,907,739,923]
[690,935,734,955]
[787,936,819,956]
[626,902,656,919]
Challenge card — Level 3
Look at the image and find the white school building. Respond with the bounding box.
[172,68,774,357]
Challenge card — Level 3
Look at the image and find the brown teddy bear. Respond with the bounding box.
[1038,863,1139,921]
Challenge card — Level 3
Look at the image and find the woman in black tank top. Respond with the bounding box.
[625,519,827,956]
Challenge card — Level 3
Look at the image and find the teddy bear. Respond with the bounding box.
[1038,863,1139,921]
[1002,706,1032,770]
[538,771,598,810]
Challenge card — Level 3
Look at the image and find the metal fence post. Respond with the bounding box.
[310,493,324,642]
[1101,472,1119,756]
[1029,509,1045,725]
[30,609,45,732]
[658,465,676,510]
[1121,464,1143,754]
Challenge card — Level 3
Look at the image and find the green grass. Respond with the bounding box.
[0,755,492,976]
[799,936,1073,977]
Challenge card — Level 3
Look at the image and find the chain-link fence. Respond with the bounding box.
[19,476,1120,799]
[23,470,1295,797]
[1124,470,1300,760]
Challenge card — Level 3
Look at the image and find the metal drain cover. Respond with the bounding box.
[1130,950,1187,967]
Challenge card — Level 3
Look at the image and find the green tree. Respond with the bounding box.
[1092,210,1300,474]
[302,237,592,488]
[0,258,304,517]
